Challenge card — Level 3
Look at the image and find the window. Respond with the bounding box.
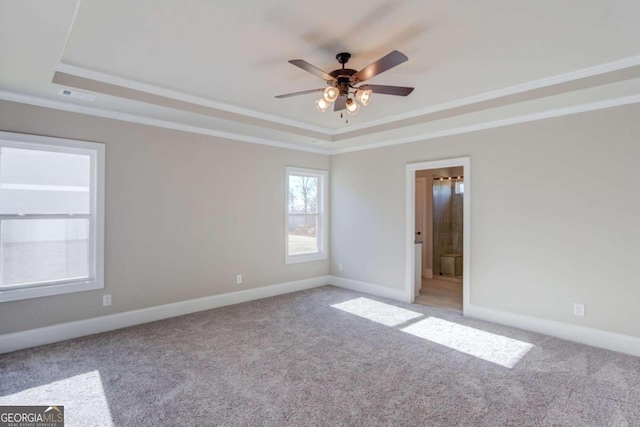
[455,181,464,194]
[285,167,327,264]
[0,132,104,302]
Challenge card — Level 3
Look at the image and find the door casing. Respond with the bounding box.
[405,157,471,314]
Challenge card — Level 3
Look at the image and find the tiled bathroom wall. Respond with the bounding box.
[433,179,463,276]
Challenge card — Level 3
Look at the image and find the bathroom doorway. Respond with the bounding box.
[405,158,470,313]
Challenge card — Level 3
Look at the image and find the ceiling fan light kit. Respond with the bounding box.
[276,51,414,121]
[345,98,360,115]
[315,98,330,112]
[355,89,372,106]
[323,86,340,103]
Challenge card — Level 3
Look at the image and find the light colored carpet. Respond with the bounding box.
[1,286,639,426]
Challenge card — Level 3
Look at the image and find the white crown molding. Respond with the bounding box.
[3,88,639,157]
[6,54,640,156]
[3,88,639,156]
[56,63,334,136]
[0,89,331,155]
[331,94,640,154]
[333,54,640,135]
[57,55,640,140]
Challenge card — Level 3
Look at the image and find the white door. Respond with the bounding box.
[415,178,426,244]
[415,178,427,296]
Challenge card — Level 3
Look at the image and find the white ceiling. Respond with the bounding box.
[1,0,640,152]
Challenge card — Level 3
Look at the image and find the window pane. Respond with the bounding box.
[288,175,318,214]
[1,218,90,287]
[288,215,318,255]
[0,147,91,214]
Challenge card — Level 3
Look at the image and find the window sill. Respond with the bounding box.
[0,279,104,303]
[285,253,328,264]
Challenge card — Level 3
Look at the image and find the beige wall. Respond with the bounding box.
[0,100,330,334]
[331,104,640,338]
[3,99,640,341]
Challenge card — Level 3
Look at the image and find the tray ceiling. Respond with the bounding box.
[1,0,640,152]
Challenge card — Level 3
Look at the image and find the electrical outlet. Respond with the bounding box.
[573,303,585,317]
[338,263,344,272]
[236,274,242,285]
[103,294,112,307]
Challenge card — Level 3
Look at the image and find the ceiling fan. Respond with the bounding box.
[275,51,414,115]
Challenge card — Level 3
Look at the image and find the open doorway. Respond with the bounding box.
[405,158,470,314]
[415,166,463,310]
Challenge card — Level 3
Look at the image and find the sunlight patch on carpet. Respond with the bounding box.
[0,370,114,427]
[332,297,423,327]
[401,317,534,368]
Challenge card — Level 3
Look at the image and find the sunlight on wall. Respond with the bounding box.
[331,297,423,327]
[401,317,534,368]
[0,370,114,427]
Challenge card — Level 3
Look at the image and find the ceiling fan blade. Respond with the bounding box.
[352,50,409,83]
[358,84,414,96]
[289,59,336,82]
[334,95,347,111]
[275,88,325,99]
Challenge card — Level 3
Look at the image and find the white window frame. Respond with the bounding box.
[0,131,105,303]
[285,166,328,264]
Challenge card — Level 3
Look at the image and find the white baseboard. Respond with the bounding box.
[330,276,408,302]
[5,275,640,359]
[465,304,640,358]
[0,276,331,354]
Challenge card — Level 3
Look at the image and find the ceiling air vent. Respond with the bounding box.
[59,88,96,101]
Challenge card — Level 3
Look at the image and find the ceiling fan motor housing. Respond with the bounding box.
[333,52,357,94]
[336,52,351,65]
[329,72,356,96]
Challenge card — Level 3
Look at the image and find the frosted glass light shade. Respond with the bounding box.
[315,98,330,112]
[345,98,360,115]
[355,89,372,106]
[323,86,340,103]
